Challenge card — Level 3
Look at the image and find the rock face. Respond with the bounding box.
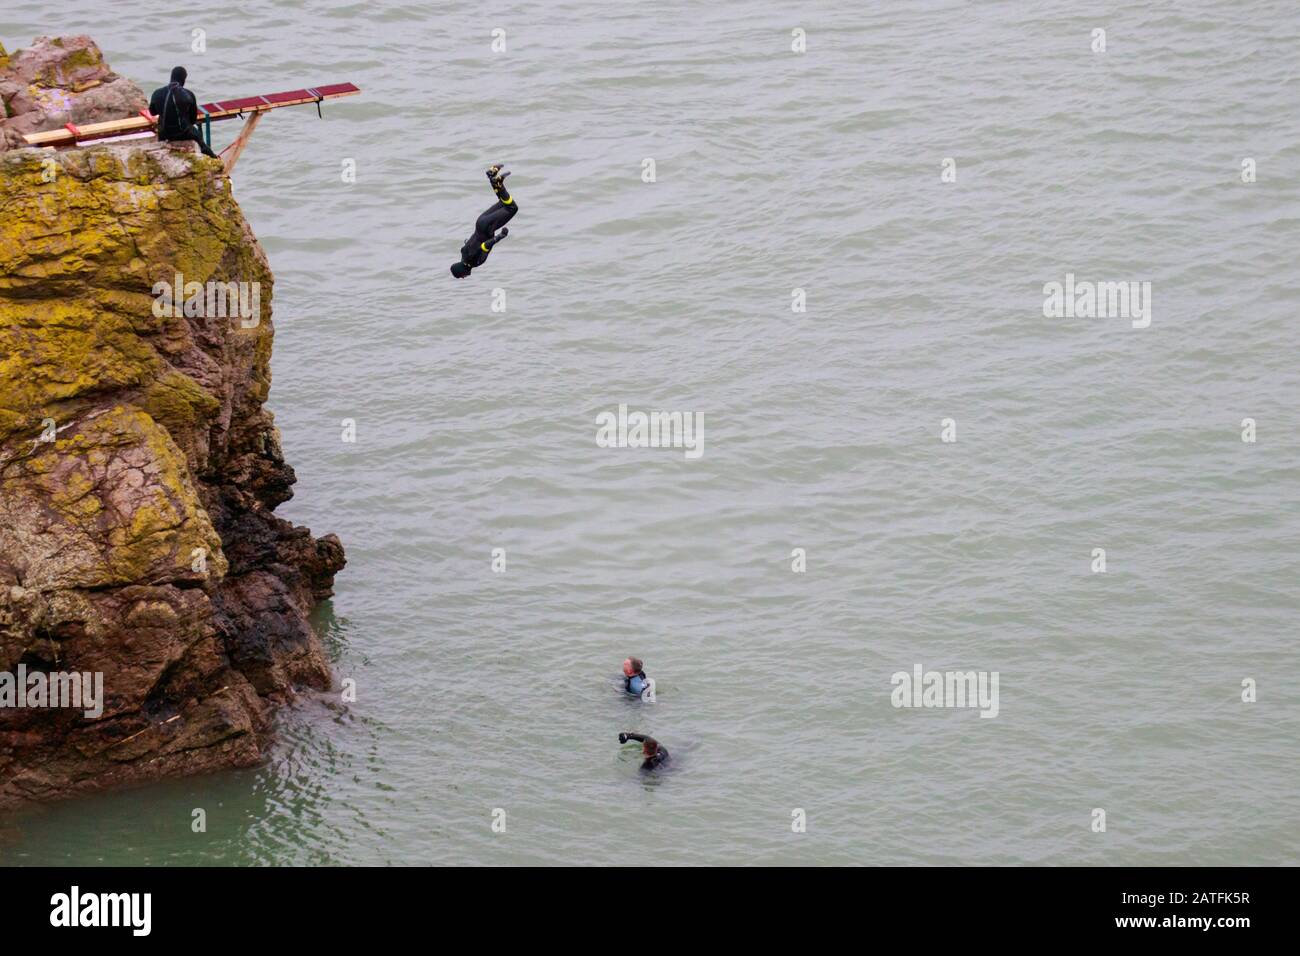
[0,37,344,808]
[0,36,148,153]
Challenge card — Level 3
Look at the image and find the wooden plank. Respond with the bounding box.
[25,115,154,146]
[22,83,360,148]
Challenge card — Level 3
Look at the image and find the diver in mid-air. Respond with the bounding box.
[450,165,517,278]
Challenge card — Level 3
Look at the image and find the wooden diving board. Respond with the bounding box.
[22,82,360,149]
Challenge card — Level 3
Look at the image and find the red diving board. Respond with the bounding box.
[22,82,361,152]
[198,83,360,118]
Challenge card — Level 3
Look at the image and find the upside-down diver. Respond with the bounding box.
[450,164,517,278]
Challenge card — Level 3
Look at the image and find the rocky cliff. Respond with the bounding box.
[0,37,345,807]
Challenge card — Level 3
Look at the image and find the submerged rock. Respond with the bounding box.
[0,37,345,807]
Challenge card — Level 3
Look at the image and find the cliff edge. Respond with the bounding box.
[0,36,345,807]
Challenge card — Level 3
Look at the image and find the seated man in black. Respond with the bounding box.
[148,67,217,158]
[450,165,517,278]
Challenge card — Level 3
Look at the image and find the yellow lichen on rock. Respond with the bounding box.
[1,405,226,590]
[140,368,222,432]
[0,142,275,460]
[0,299,161,431]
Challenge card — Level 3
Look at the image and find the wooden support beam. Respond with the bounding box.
[220,111,263,175]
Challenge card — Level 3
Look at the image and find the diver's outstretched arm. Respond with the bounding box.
[479,227,508,255]
[619,732,649,744]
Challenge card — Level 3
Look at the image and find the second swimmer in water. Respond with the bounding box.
[619,732,669,771]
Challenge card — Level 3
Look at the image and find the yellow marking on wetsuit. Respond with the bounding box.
[481,242,490,252]
[500,196,513,205]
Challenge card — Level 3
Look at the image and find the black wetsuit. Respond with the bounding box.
[459,179,517,271]
[148,72,217,158]
[623,732,669,771]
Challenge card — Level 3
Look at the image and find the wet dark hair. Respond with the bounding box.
[170,66,188,85]
[630,657,644,674]
[450,262,471,278]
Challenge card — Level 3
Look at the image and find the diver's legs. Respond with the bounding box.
[475,200,517,238]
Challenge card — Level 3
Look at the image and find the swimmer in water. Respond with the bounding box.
[450,164,517,278]
[622,657,649,696]
[619,732,669,771]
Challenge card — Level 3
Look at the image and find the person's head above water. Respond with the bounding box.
[619,732,665,763]
[170,66,188,86]
[450,262,471,279]
[622,657,645,677]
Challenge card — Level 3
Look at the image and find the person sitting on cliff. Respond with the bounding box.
[450,165,517,278]
[619,732,669,771]
[148,66,218,158]
[622,657,650,696]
